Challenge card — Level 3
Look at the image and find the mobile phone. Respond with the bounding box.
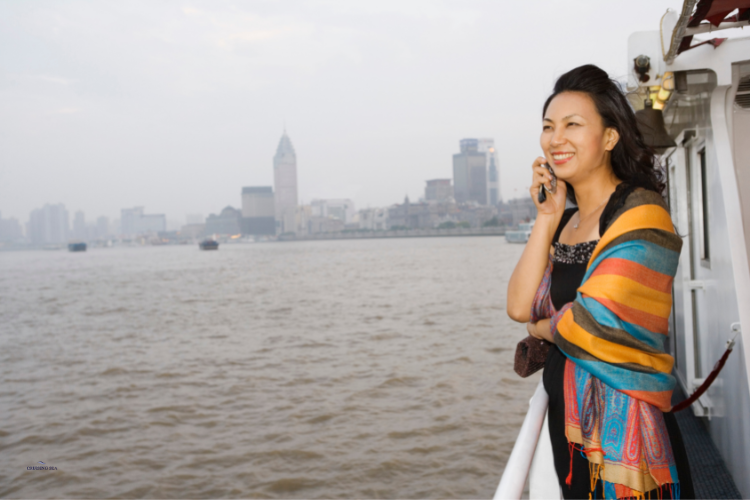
[537,164,557,203]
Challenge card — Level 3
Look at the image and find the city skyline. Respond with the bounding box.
[0,0,693,223]
[0,129,508,228]
[1,129,528,244]
[3,131,510,243]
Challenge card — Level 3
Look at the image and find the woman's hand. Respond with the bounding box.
[529,156,568,219]
[526,319,554,343]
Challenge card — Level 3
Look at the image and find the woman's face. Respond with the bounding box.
[540,91,617,184]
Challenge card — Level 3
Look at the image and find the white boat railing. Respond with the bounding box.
[493,380,557,500]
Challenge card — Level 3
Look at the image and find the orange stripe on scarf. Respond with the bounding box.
[579,275,672,318]
[589,258,674,294]
[557,313,674,372]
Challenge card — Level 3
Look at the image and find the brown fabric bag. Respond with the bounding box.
[513,335,551,378]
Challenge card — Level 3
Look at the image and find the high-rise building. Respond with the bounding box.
[452,139,487,205]
[273,131,298,234]
[0,211,23,242]
[121,207,144,236]
[27,203,69,245]
[241,186,276,235]
[425,179,453,202]
[120,207,166,236]
[477,138,501,205]
[73,211,86,241]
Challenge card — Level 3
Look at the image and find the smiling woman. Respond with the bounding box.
[507,65,694,499]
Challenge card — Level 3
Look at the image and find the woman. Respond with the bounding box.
[507,65,694,499]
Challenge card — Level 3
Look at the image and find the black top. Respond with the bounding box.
[549,208,598,309]
[540,187,694,498]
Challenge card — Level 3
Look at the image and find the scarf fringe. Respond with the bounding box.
[566,441,680,499]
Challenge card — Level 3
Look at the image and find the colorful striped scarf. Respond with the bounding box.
[536,189,683,499]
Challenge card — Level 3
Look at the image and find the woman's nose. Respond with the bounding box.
[550,129,566,146]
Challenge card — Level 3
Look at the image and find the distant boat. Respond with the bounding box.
[505,221,534,244]
[68,242,87,252]
[199,239,219,251]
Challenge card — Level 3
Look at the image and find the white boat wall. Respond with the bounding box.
[495,2,750,498]
[643,11,750,498]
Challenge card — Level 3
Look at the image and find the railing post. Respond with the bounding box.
[493,380,549,500]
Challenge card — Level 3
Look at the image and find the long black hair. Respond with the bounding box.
[542,64,665,205]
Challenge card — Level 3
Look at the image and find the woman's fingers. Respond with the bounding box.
[531,157,554,191]
[530,162,558,212]
[532,166,554,192]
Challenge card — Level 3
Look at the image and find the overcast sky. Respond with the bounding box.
[1,0,690,225]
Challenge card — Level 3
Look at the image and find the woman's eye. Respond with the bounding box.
[542,125,552,131]
[567,122,579,127]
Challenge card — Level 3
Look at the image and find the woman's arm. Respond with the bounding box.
[527,318,554,343]
[506,157,567,323]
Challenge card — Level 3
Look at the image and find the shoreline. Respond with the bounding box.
[278,227,506,242]
[0,227,509,251]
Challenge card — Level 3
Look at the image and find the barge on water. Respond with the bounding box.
[199,239,219,250]
[68,242,87,252]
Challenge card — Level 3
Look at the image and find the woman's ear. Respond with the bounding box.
[605,128,620,151]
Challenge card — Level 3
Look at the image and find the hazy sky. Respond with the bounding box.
[1,0,688,224]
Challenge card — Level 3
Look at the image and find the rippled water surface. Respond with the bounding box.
[0,237,539,498]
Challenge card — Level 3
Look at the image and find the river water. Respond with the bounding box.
[0,237,539,498]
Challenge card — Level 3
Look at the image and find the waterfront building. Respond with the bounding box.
[205,206,241,235]
[27,203,69,245]
[477,138,501,205]
[121,207,166,237]
[120,207,143,236]
[307,216,345,234]
[241,186,276,235]
[273,132,298,234]
[358,208,389,231]
[452,139,487,205]
[497,202,513,226]
[0,211,23,242]
[387,196,459,229]
[310,199,356,224]
[425,179,453,202]
[508,197,537,227]
[455,204,499,228]
[295,205,312,236]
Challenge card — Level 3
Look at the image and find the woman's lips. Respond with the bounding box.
[551,152,574,165]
